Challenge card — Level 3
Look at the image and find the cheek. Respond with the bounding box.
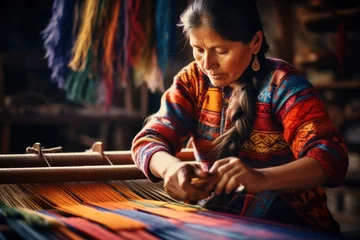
[220,58,241,75]
[226,55,250,76]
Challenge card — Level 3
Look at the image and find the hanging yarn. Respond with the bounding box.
[143,48,164,93]
[155,0,172,77]
[102,0,121,106]
[42,0,177,106]
[133,0,153,87]
[64,0,106,104]
[126,0,146,67]
[132,0,164,93]
[118,0,130,87]
[68,0,99,71]
[42,0,76,88]
[168,0,183,66]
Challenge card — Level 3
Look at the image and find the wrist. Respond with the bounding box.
[161,161,178,179]
[255,168,273,191]
[150,151,181,179]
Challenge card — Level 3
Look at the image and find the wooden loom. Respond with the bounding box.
[0,142,331,239]
[0,142,195,184]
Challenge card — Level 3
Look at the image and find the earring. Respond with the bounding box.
[252,54,260,72]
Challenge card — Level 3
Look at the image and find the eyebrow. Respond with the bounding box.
[190,43,227,49]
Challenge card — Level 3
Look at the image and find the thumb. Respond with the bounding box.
[194,166,210,179]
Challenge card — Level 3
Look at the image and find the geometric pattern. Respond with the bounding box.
[243,131,288,153]
[132,58,349,232]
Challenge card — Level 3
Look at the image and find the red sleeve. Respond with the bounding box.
[131,62,202,181]
[274,74,348,187]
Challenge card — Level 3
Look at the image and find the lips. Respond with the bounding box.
[209,74,226,78]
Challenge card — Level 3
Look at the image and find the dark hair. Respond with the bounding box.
[179,0,270,159]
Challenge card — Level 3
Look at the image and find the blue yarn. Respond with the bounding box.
[91,207,174,230]
[42,0,76,88]
[168,0,181,66]
[184,223,252,240]
[155,0,172,76]
[198,211,333,239]
[7,219,49,240]
[90,205,195,240]
[112,0,126,89]
[0,232,6,240]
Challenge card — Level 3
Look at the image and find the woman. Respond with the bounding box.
[131,0,348,234]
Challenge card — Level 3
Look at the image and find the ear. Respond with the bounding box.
[250,30,263,54]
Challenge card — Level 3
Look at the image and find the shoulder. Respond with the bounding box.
[265,58,313,94]
[265,58,300,85]
[263,58,316,112]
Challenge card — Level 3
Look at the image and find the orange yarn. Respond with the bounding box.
[68,0,99,71]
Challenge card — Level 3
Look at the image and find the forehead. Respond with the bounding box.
[189,26,229,47]
[189,26,244,49]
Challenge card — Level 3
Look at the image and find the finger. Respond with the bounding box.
[191,173,219,192]
[190,178,209,188]
[165,183,187,200]
[194,167,211,179]
[179,177,208,197]
[204,174,220,193]
[167,182,207,202]
[209,158,230,174]
[215,165,242,195]
[185,183,211,201]
[225,172,243,194]
[178,166,209,198]
[216,162,236,175]
[179,179,210,201]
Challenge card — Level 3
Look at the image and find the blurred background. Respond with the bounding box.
[0,0,359,236]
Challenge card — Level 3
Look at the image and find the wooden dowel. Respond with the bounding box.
[0,165,146,184]
[0,148,195,168]
[0,161,196,184]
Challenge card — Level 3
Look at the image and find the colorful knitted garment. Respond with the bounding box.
[131,58,348,232]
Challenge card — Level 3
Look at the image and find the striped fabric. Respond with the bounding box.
[131,58,348,232]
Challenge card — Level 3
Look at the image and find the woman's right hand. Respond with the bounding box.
[162,162,217,202]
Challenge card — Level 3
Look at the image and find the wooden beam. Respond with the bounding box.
[272,0,295,64]
[0,54,4,107]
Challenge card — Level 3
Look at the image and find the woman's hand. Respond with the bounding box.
[162,162,217,202]
[209,157,267,194]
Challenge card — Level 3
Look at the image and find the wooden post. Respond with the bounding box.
[140,83,149,116]
[273,0,294,64]
[0,54,4,107]
[0,54,11,153]
[115,80,134,150]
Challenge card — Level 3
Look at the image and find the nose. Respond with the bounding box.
[203,52,218,71]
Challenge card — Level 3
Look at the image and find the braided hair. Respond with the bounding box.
[179,0,270,158]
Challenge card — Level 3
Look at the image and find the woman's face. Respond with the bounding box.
[189,26,253,87]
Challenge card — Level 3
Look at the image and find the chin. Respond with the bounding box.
[211,82,227,88]
[209,78,232,88]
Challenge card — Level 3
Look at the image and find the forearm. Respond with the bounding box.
[149,151,182,179]
[258,157,327,191]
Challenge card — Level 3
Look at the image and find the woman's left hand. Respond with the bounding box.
[209,157,267,195]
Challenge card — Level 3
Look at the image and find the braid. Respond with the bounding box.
[213,75,259,159]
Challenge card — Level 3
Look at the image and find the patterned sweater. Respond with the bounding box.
[131,58,348,231]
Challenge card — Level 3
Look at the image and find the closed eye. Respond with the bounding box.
[194,48,204,53]
[215,49,228,54]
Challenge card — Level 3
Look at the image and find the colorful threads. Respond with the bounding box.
[43,0,174,106]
